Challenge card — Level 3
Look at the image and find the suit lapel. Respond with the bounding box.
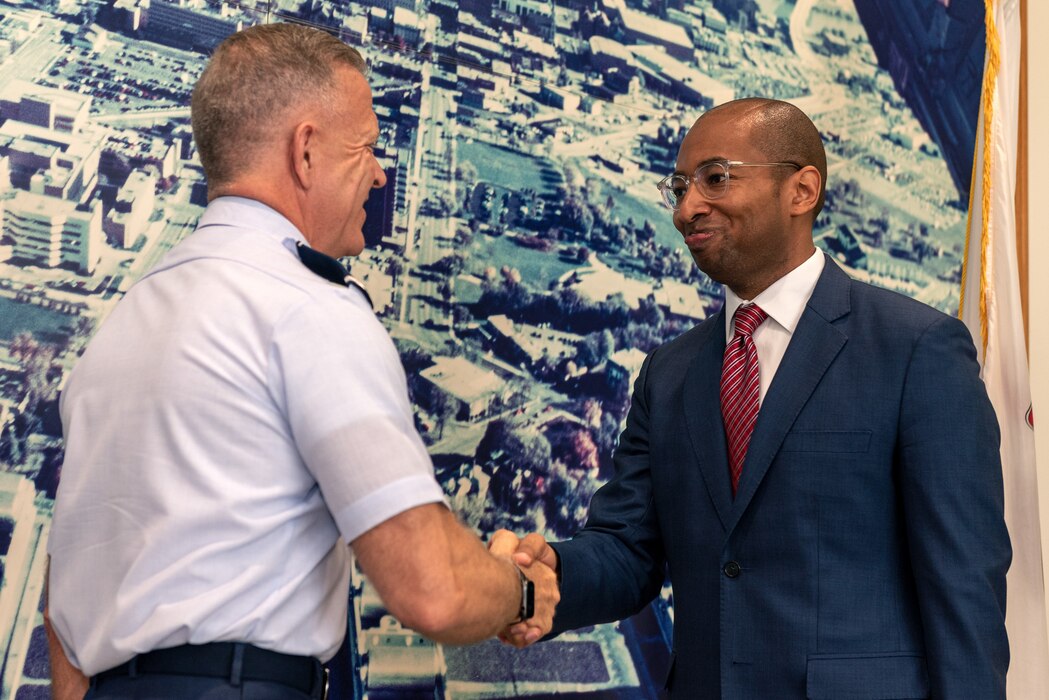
[727,257,852,531]
[683,310,733,531]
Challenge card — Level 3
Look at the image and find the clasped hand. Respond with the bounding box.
[488,529,559,648]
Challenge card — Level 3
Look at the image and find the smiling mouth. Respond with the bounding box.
[683,229,717,247]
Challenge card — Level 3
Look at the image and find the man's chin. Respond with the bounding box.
[691,256,729,286]
[345,229,366,257]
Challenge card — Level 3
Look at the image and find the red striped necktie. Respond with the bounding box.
[721,303,768,496]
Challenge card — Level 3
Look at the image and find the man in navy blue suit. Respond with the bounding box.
[496,98,1010,698]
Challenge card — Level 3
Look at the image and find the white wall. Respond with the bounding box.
[1030,0,1049,640]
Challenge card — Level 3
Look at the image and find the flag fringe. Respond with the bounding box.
[960,0,1001,359]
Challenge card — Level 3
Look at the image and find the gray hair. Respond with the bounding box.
[191,22,367,187]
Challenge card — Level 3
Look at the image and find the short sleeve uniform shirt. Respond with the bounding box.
[48,197,445,675]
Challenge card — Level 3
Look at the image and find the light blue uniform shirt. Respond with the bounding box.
[49,197,445,675]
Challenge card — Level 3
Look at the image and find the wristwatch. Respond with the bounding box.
[514,566,535,622]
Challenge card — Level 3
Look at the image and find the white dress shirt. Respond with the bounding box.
[48,197,445,675]
[722,248,825,404]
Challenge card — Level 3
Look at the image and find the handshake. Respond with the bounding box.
[488,530,560,648]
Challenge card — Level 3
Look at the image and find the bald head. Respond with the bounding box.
[699,98,827,217]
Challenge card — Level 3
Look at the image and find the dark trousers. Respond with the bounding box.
[86,643,326,699]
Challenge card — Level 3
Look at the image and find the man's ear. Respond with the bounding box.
[291,121,316,190]
[789,165,821,217]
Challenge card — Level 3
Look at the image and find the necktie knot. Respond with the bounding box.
[733,304,767,338]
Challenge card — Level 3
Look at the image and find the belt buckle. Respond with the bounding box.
[321,668,329,700]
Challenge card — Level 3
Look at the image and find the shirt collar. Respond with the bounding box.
[197,196,307,248]
[723,248,825,340]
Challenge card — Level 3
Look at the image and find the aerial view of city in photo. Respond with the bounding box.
[0,0,982,697]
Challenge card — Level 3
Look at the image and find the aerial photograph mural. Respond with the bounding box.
[0,0,984,696]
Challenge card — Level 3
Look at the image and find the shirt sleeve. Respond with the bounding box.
[268,292,446,543]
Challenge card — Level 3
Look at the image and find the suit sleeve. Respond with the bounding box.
[550,351,668,635]
[898,314,1010,697]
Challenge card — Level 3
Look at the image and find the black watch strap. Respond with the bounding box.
[514,566,534,622]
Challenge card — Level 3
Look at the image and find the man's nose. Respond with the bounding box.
[372,157,387,189]
[676,183,713,220]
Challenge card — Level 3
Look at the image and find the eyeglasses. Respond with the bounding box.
[656,160,801,210]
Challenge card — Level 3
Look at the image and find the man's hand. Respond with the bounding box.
[489,530,560,648]
[353,504,557,645]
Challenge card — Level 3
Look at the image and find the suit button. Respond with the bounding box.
[723,561,741,578]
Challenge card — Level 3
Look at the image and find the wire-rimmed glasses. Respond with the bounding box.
[656,160,801,210]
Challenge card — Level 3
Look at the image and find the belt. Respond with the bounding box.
[93,642,327,697]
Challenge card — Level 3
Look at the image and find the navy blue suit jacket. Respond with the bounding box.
[551,257,1010,699]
